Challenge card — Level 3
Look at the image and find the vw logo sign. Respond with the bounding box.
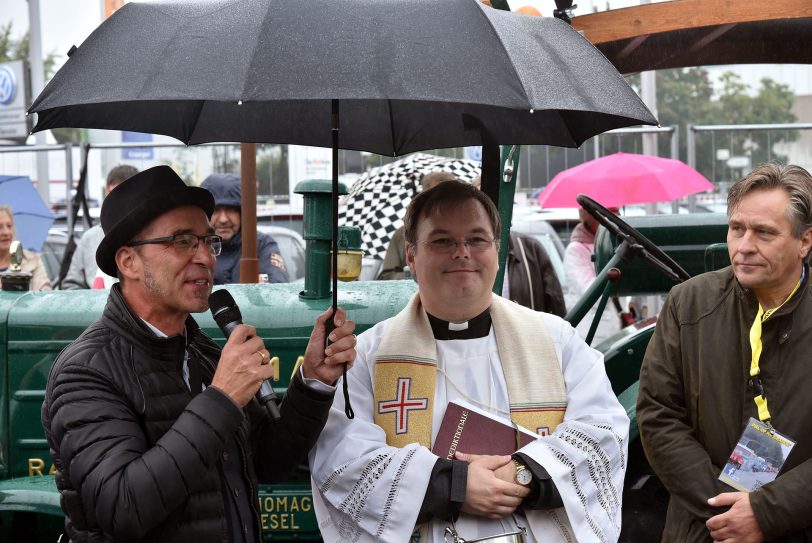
[0,67,17,106]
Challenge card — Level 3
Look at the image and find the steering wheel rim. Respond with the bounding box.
[576,194,691,283]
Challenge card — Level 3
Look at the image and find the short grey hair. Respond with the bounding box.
[727,163,812,238]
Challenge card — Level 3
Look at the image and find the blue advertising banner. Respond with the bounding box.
[122,131,154,159]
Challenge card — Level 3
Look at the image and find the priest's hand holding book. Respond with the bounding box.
[454,451,531,518]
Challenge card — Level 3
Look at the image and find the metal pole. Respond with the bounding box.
[64,143,73,225]
[687,126,697,168]
[28,0,50,206]
[640,64,658,216]
[671,126,679,214]
[639,0,656,163]
[691,123,812,132]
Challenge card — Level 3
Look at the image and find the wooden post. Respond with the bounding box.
[240,143,259,283]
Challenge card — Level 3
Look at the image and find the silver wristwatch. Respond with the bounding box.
[513,459,533,486]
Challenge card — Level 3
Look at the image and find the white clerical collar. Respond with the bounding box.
[427,308,491,340]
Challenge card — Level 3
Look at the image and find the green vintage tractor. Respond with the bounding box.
[0,146,733,541]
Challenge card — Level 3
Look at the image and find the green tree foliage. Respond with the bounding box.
[704,73,798,178]
[0,22,58,82]
[525,69,799,189]
[623,68,798,180]
[1,22,81,144]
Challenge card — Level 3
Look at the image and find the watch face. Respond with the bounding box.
[516,467,532,485]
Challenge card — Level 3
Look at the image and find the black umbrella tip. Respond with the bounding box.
[67,45,78,58]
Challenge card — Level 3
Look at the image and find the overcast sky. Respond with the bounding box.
[3,1,103,68]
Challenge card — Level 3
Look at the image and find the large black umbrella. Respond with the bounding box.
[29,0,656,416]
[30,0,654,152]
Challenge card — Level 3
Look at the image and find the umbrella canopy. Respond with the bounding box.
[0,175,56,252]
[341,154,481,260]
[30,0,656,154]
[537,152,715,209]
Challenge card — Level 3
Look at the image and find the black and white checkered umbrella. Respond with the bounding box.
[340,153,481,260]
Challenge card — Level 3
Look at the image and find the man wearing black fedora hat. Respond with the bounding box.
[41,165,357,543]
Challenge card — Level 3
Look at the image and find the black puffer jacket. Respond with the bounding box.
[42,285,334,543]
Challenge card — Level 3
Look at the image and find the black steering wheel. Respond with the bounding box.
[577,194,691,283]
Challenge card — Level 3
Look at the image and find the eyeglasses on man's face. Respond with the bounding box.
[127,233,222,256]
[416,236,496,254]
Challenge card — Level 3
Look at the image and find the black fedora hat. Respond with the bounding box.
[96,165,215,276]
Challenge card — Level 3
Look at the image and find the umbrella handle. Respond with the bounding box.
[323,316,354,419]
[331,99,355,420]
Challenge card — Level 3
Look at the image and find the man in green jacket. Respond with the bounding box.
[638,163,812,542]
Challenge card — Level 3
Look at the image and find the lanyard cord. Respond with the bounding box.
[748,274,803,424]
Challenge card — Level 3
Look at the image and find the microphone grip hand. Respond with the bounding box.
[209,291,280,417]
[257,380,281,421]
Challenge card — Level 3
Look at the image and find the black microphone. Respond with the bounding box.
[209,289,281,421]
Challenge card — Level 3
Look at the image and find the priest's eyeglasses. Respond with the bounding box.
[128,233,222,256]
[417,236,496,254]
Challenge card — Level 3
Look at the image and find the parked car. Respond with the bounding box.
[513,206,580,246]
[40,229,78,285]
[257,203,303,234]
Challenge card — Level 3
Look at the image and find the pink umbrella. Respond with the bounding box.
[537,152,715,208]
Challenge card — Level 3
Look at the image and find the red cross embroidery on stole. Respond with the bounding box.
[377,377,429,434]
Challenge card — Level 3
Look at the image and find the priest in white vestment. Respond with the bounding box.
[309,180,629,543]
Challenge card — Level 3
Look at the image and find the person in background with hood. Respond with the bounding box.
[201,173,289,284]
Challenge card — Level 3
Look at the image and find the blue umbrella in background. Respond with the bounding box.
[0,175,55,252]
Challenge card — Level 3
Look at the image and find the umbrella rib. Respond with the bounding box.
[185,100,208,145]
[240,0,276,106]
[473,5,533,109]
[555,109,579,148]
[387,99,397,157]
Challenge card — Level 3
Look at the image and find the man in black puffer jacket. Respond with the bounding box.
[42,166,357,543]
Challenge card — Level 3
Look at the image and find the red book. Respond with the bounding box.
[431,400,540,460]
